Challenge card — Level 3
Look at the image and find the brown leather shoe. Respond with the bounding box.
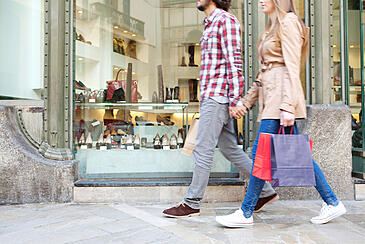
[163,202,200,218]
[254,193,279,213]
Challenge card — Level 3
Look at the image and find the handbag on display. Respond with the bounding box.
[106,68,138,102]
[181,118,199,157]
[270,126,315,187]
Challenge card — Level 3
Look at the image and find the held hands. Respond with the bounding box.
[229,106,247,119]
[280,110,295,127]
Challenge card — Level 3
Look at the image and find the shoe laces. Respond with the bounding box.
[175,201,186,208]
[319,202,333,216]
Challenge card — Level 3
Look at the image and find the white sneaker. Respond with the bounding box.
[216,209,253,228]
[311,201,346,224]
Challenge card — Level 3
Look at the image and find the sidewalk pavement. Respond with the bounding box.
[0,200,364,244]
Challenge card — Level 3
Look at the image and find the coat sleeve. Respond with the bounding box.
[280,14,303,114]
[241,78,260,110]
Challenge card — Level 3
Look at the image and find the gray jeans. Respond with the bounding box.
[184,98,276,209]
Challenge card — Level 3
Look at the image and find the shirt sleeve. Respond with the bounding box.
[219,17,244,107]
[280,14,303,113]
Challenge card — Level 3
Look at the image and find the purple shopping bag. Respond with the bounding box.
[270,128,316,187]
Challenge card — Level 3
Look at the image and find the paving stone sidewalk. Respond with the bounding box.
[0,200,364,244]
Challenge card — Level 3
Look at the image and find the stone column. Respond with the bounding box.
[43,0,73,148]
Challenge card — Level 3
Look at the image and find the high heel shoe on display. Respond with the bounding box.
[170,134,178,149]
[96,133,103,150]
[105,134,112,149]
[134,134,141,149]
[86,133,93,149]
[177,129,184,148]
[162,134,169,149]
[154,133,161,149]
[141,137,147,148]
[79,133,86,148]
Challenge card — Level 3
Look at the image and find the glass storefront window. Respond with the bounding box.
[0,0,44,99]
[332,0,343,103]
[347,0,362,118]
[73,0,244,179]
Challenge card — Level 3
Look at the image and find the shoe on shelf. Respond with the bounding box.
[111,128,117,136]
[117,129,126,136]
[96,133,103,150]
[126,134,133,145]
[153,133,161,149]
[134,134,140,149]
[156,115,174,126]
[141,137,147,148]
[163,202,200,218]
[86,133,93,149]
[104,129,111,137]
[254,193,279,213]
[105,134,112,149]
[310,201,346,224]
[162,134,169,147]
[177,130,184,148]
[170,133,177,149]
[216,209,253,228]
[79,133,85,145]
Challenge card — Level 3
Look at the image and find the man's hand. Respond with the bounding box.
[280,110,295,127]
[229,106,247,119]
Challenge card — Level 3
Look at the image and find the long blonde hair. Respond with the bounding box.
[258,0,309,59]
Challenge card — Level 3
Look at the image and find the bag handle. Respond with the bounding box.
[115,68,124,82]
[278,126,294,135]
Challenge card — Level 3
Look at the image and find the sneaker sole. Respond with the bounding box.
[310,208,347,224]
[254,194,280,213]
[216,217,253,228]
[163,212,200,218]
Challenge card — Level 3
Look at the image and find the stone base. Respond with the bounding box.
[73,185,244,203]
[0,106,78,204]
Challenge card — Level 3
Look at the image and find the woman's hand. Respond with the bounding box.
[280,110,295,127]
[229,106,247,119]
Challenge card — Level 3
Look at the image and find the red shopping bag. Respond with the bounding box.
[252,133,272,181]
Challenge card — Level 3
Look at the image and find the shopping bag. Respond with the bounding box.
[252,133,272,181]
[106,68,138,102]
[271,128,315,187]
[181,118,199,157]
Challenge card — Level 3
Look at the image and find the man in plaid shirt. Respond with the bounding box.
[163,0,277,218]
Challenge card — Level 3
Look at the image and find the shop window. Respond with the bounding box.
[0,0,44,99]
[73,0,244,179]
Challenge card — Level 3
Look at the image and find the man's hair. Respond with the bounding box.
[212,0,231,11]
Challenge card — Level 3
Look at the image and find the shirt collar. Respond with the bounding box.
[203,8,221,26]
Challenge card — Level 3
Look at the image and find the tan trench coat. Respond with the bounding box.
[242,13,308,122]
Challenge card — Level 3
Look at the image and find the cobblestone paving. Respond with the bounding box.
[0,201,364,244]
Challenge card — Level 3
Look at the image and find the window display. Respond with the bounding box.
[73,0,244,179]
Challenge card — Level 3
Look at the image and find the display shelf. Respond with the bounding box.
[76,147,236,175]
[111,52,149,74]
[76,41,100,61]
[173,66,200,79]
[75,102,188,113]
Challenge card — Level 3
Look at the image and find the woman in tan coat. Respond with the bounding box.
[216,0,346,227]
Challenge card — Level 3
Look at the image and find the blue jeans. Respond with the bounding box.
[241,119,339,218]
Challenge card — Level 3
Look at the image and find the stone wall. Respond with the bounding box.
[0,106,78,204]
[275,105,354,200]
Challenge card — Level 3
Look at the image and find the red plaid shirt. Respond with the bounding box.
[200,8,244,107]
